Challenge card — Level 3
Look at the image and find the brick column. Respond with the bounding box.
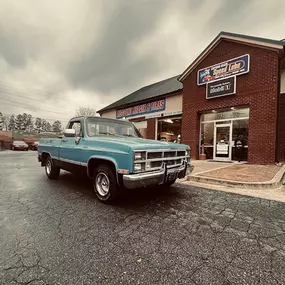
[146,119,156,140]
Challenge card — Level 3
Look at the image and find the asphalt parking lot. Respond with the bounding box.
[1,151,285,285]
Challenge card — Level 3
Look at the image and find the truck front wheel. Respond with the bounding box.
[45,156,60,180]
[93,164,119,204]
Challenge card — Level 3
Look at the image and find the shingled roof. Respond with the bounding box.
[98,74,182,113]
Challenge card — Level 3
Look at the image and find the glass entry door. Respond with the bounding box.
[213,123,232,161]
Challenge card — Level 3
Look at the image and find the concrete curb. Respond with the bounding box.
[0,150,36,155]
[187,164,285,190]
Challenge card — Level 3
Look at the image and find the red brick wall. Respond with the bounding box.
[278,93,285,162]
[182,40,279,164]
[147,119,156,139]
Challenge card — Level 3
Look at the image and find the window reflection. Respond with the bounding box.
[157,117,182,143]
[201,108,249,122]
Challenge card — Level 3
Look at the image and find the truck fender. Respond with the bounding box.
[40,151,53,166]
[87,156,120,184]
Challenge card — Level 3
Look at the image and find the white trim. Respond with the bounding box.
[60,157,86,166]
[179,35,284,82]
[155,118,158,140]
[206,76,237,100]
[213,123,232,162]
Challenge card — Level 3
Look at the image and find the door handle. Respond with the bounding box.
[62,139,68,142]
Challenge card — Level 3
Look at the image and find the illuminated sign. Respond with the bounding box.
[116,99,166,119]
[198,54,250,85]
[206,76,236,99]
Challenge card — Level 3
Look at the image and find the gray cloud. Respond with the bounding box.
[0,0,284,122]
[67,1,168,93]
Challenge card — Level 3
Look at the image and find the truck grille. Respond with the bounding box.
[146,150,187,170]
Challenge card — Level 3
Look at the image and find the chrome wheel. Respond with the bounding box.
[95,172,110,196]
[46,159,52,175]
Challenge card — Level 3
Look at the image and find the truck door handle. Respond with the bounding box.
[62,139,68,142]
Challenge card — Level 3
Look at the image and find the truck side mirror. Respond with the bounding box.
[63,129,76,137]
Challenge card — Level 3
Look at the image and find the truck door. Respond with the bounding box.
[59,119,86,172]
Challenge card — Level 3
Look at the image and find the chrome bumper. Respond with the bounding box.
[123,161,193,189]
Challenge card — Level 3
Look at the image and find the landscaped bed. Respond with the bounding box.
[199,164,283,182]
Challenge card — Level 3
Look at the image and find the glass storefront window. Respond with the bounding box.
[157,117,182,143]
[232,119,249,161]
[200,107,249,161]
[200,122,214,159]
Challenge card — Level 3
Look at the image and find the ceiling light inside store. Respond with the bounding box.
[164,119,173,123]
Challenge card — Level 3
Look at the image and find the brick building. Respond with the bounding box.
[99,31,285,164]
[179,32,285,164]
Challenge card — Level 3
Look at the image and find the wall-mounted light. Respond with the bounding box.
[164,119,173,123]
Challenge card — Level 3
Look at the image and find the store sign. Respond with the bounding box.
[197,54,250,85]
[163,110,182,116]
[116,99,166,119]
[217,143,229,155]
[145,113,163,119]
[206,76,236,99]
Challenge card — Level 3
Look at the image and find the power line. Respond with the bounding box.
[0,97,72,116]
[0,87,76,113]
[0,81,98,104]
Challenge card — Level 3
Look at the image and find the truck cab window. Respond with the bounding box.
[68,122,82,137]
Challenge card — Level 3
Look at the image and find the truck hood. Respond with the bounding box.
[88,136,190,150]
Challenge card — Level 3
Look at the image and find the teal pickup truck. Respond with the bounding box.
[38,116,192,203]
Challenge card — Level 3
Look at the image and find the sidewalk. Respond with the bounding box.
[188,160,285,189]
[177,160,285,203]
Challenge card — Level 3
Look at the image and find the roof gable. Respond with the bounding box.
[179,31,285,82]
[98,75,182,113]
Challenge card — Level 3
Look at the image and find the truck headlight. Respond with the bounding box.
[134,152,146,161]
[134,163,144,172]
[135,152,142,160]
[186,150,190,157]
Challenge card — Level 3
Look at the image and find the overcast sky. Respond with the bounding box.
[0,0,284,123]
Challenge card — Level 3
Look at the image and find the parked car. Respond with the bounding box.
[11,140,29,151]
[30,141,39,150]
[37,116,193,204]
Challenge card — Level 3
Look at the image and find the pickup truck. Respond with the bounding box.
[37,116,192,203]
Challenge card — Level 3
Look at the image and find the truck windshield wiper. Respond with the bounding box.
[122,134,136,137]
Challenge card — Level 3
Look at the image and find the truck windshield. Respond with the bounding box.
[86,117,142,138]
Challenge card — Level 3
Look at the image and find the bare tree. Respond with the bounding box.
[52,120,62,133]
[2,115,10,131]
[75,106,97,117]
[0,112,3,130]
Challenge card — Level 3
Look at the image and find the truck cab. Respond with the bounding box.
[38,116,192,203]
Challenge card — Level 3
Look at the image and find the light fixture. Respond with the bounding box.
[211,110,217,113]
[231,107,235,110]
[164,119,173,123]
